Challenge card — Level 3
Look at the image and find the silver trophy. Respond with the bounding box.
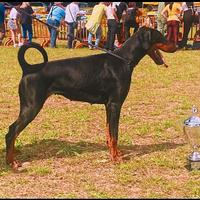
[183,105,200,170]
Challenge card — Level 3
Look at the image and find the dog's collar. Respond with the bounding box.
[87,42,132,65]
[106,50,132,66]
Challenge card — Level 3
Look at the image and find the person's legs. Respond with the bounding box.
[172,20,179,46]
[50,27,56,47]
[53,21,60,47]
[88,31,93,49]
[47,18,53,47]
[47,18,59,48]
[124,24,130,41]
[21,24,28,44]
[179,10,193,48]
[157,18,166,35]
[108,19,117,51]
[116,23,123,44]
[0,23,6,45]
[157,18,162,32]
[15,24,22,46]
[27,24,33,43]
[133,23,139,33]
[10,29,17,47]
[105,20,112,50]
[67,23,75,49]
[167,21,173,43]
[95,26,102,47]
[17,30,22,46]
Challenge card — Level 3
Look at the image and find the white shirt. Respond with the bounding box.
[182,2,188,12]
[9,7,18,19]
[113,2,121,7]
[65,2,80,23]
[106,3,117,20]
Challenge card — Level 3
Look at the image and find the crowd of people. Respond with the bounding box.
[0,2,200,50]
[46,1,141,51]
[158,2,197,49]
[0,2,34,47]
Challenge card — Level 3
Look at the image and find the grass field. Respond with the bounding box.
[0,42,200,198]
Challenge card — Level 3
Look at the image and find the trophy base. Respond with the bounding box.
[188,152,200,170]
[188,160,200,170]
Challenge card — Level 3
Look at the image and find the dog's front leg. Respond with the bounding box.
[105,102,122,162]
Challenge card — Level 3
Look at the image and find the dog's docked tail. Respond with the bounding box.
[18,42,48,76]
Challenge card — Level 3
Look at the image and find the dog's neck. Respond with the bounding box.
[114,38,147,70]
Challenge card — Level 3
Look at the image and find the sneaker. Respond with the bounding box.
[185,44,193,50]
[89,46,93,50]
[114,40,119,47]
[13,44,18,48]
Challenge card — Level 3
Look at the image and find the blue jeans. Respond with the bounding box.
[47,18,60,48]
[21,23,33,42]
[88,26,102,48]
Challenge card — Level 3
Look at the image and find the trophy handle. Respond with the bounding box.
[192,105,198,114]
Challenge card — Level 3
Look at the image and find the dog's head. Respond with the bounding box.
[138,27,177,67]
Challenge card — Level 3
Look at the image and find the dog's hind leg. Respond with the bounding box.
[105,102,122,162]
[105,106,111,148]
[5,95,46,171]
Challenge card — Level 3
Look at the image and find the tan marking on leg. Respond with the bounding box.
[6,139,15,165]
[6,136,22,171]
[109,138,122,162]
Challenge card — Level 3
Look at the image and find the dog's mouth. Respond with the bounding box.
[148,42,177,68]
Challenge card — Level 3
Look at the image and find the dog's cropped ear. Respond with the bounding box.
[139,28,152,50]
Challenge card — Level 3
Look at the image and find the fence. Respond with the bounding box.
[3,15,200,47]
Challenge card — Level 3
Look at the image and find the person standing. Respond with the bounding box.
[18,2,34,45]
[85,2,107,50]
[115,2,128,47]
[124,2,141,41]
[143,5,154,28]
[178,2,194,49]
[8,5,22,47]
[105,2,119,51]
[157,2,167,36]
[161,2,182,47]
[0,2,5,45]
[65,2,80,49]
[46,2,65,48]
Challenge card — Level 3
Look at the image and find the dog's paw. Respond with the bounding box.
[110,150,123,163]
[10,160,23,172]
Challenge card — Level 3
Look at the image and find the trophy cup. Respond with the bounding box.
[183,105,200,170]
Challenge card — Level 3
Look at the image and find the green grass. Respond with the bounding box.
[0,41,200,198]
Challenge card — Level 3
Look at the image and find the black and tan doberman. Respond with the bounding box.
[5,27,177,170]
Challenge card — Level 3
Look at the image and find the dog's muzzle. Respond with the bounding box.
[148,42,177,68]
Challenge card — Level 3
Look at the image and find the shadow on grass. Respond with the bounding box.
[0,139,186,172]
[121,142,186,160]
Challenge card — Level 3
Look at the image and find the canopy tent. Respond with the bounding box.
[143,2,200,7]
[142,2,158,6]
